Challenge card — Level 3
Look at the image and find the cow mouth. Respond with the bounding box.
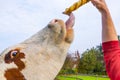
[48,13,75,30]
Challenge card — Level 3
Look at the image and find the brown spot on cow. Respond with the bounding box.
[4,48,26,80]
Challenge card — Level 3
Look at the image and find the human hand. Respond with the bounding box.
[91,0,109,14]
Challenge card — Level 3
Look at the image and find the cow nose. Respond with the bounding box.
[50,19,58,24]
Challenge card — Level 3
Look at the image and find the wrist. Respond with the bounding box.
[101,8,110,16]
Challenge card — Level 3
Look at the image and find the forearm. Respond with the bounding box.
[101,7,118,42]
[91,0,118,42]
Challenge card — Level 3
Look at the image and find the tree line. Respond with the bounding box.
[59,46,105,75]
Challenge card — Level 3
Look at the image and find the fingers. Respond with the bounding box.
[91,0,101,6]
[91,0,108,14]
[91,0,105,6]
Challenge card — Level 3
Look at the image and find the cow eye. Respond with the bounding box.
[11,51,18,57]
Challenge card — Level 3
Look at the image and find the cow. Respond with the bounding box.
[0,13,75,80]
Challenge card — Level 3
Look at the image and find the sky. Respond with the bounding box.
[0,0,120,53]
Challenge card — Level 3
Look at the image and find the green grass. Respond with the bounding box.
[56,75,110,80]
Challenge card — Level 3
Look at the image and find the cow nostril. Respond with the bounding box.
[50,19,58,24]
[54,19,58,22]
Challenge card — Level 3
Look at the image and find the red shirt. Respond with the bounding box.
[102,41,120,80]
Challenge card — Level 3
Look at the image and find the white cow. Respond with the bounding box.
[0,13,75,80]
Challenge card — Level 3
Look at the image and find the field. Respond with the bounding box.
[56,75,110,80]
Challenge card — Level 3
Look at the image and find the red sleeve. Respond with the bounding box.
[102,41,120,80]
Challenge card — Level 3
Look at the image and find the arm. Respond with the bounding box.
[91,0,120,80]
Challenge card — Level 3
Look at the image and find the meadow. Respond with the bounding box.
[56,75,110,80]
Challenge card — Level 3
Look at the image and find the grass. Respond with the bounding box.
[56,75,110,80]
